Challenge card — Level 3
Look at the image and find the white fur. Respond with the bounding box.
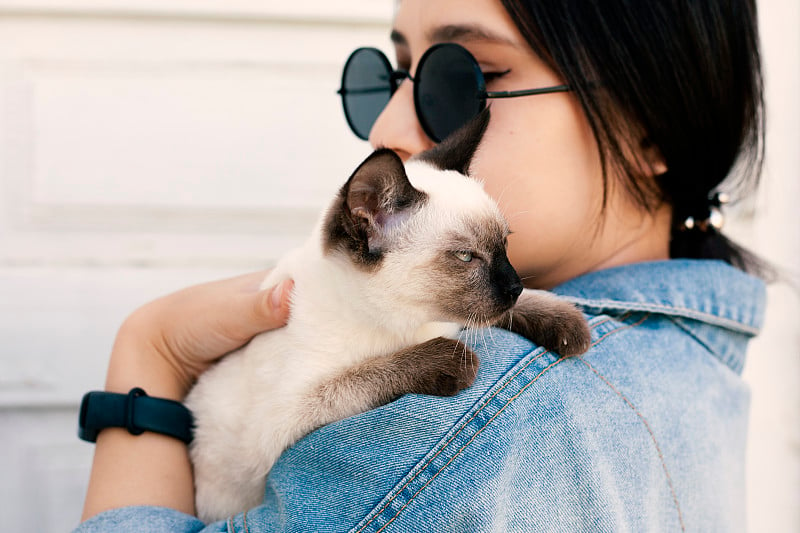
[405,160,495,214]
[186,161,504,522]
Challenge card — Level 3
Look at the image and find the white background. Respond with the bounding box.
[0,1,797,531]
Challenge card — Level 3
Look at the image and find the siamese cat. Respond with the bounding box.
[186,111,591,522]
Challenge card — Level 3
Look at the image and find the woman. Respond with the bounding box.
[76,0,768,531]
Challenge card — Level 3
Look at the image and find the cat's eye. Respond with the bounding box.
[454,251,474,263]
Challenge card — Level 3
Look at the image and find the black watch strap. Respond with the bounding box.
[78,388,194,444]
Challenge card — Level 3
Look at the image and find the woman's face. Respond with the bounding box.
[368,0,670,289]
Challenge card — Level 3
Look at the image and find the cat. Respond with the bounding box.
[185,111,591,522]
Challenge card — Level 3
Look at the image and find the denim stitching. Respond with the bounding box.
[354,316,616,533]
[354,316,612,532]
[353,349,552,532]
[374,358,567,533]
[670,316,747,375]
[563,296,758,335]
[577,339,687,532]
[227,516,234,533]
[243,510,250,533]
[667,315,717,355]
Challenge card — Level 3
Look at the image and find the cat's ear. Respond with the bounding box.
[345,148,425,233]
[414,107,490,176]
[324,148,426,266]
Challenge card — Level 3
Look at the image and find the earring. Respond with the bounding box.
[680,192,729,232]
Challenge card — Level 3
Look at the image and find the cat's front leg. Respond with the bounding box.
[305,337,478,429]
[494,289,591,356]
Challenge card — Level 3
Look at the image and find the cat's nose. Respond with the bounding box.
[492,253,524,305]
[507,280,524,301]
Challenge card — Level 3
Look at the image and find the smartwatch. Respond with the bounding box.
[78,388,194,444]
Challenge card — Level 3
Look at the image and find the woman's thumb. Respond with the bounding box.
[253,279,293,330]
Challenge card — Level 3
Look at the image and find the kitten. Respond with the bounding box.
[186,111,591,522]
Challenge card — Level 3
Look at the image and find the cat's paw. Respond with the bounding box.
[402,337,479,397]
[535,306,592,356]
[498,290,591,357]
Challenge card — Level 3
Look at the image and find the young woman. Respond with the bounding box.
[76,0,768,531]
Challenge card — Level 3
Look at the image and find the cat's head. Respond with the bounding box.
[323,110,522,325]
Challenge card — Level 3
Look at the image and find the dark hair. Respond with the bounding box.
[501,0,772,279]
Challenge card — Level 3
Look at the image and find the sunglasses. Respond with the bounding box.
[338,42,571,143]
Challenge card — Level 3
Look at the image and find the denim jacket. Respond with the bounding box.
[74,260,765,533]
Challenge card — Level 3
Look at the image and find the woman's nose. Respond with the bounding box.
[368,80,435,160]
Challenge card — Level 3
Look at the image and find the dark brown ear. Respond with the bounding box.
[323,149,427,267]
[345,149,426,229]
[414,107,491,175]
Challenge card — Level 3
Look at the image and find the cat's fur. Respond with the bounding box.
[186,111,591,522]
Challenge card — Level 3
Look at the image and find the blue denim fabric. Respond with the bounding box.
[74,260,765,533]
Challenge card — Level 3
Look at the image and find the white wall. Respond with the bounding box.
[737,1,800,531]
[0,2,392,529]
[0,1,796,531]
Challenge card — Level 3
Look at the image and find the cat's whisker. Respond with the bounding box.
[493,182,515,216]
[468,312,481,369]
[493,175,531,218]
[463,314,473,353]
[471,315,486,372]
[452,335,463,361]
[459,314,472,370]
[461,326,475,371]
[485,316,496,345]
[505,209,532,223]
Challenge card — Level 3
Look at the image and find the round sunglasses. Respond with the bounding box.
[338,42,571,143]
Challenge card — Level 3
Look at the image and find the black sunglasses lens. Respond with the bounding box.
[341,48,393,140]
[416,44,484,142]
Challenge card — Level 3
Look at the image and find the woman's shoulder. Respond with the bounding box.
[259,259,764,531]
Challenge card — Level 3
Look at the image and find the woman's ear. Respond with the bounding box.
[640,138,668,176]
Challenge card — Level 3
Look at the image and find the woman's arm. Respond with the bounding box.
[81,272,294,521]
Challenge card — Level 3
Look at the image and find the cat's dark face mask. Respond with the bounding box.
[338,42,571,143]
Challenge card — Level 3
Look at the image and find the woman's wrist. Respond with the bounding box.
[83,337,198,520]
[105,314,193,401]
[81,273,294,522]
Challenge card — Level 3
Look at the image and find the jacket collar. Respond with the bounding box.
[552,260,766,374]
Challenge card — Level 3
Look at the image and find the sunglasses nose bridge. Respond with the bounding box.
[390,69,412,92]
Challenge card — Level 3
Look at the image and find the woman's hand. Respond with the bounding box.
[82,272,293,521]
[106,271,293,400]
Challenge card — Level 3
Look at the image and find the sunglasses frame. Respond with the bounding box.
[339,47,394,141]
[338,43,572,142]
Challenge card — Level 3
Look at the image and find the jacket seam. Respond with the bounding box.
[667,315,717,355]
[227,511,251,533]
[667,315,746,375]
[352,315,623,533]
[375,360,566,533]
[577,315,687,532]
[563,296,759,335]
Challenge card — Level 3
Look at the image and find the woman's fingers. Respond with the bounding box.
[110,271,293,397]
